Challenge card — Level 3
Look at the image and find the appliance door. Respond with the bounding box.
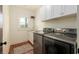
[54,40,71,54]
[44,37,72,54]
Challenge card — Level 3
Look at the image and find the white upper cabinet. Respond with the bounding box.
[51,5,63,18]
[63,5,77,16]
[39,6,46,21]
[45,5,52,20]
[40,5,77,21]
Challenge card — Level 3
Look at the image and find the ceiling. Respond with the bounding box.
[1,5,41,13]
[15,5,41,12]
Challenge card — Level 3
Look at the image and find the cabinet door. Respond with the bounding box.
[52,5,62,18]
[40,6,46,21]
[45,5,52,20]
[63,5,77,16]
[34,33,43,54]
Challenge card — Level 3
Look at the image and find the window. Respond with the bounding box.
[19,17,28,28]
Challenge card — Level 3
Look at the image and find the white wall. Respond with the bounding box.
[44,15,76,28]
[35,8,77,30]
[9,6,36,45]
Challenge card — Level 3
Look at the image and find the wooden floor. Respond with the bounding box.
[9,40,34,54]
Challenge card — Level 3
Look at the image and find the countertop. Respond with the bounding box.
[44,33,76,45]
[34,31,77,45]
[34,30,45,35]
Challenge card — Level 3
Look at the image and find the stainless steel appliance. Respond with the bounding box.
[43,28,77,54]
[43,28,53,34]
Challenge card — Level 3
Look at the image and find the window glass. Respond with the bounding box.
[19,17,28,28]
